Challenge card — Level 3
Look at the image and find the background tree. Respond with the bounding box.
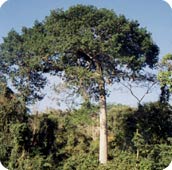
[0,5,159,164]
[159,84,170,104]
[158,53,172,104]
[119,80,157,106]
[0,82,28,167]
[0,25,48,104]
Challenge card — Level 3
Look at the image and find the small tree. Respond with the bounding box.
[158,53,172,103]
[0,5,159,164]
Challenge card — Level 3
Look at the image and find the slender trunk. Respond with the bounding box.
[98,75,108,164]
[99,93,108,164]
[95,61,108,164]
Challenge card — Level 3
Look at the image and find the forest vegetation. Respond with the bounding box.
[0,5,172,170]
[0,90,172,169]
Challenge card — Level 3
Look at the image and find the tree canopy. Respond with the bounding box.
[0,24,48,104]
[0,5,159,164]
[0,5,159,102]
[43,5,159,95]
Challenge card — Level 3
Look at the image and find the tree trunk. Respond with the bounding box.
[99,84,108,164]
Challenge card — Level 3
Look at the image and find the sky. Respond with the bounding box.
[0,0,172,110]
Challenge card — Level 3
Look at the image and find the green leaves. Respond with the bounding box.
[158,53,172,92]
[0,27,48,103]
[0,5,159,104]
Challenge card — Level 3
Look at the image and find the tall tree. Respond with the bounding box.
[0,5,159,164]
[43,5,159,163]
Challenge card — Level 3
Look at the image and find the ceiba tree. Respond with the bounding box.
[0,5,159,164]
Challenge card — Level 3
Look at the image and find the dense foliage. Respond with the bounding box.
[0,97,171,169]
[158,53,172,104]
[158,54,172,90]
